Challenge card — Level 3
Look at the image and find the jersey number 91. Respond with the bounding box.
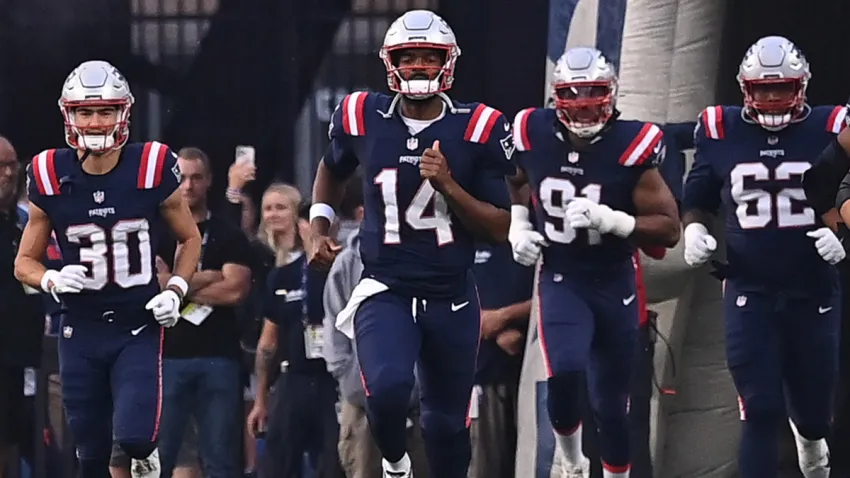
[730,162,814,229]
[65,219,153,290]
[539,177,603,245]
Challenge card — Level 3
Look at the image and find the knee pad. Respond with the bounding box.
[118,440,157,460]
[547,372,584,433]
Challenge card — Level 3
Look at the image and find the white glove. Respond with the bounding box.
[565,198,636,237]
[807,227,846,265]
[41,265,88,302]
[145,290,182,327]
[508,206,547,266]
[683,223,717,267]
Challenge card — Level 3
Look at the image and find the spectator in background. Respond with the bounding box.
[1,136,47,478]
[467,241,533,478]
[247,183,343,477]
[154,147,253,478]
[323,180,430,478]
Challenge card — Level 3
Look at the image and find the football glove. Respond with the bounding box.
[565,198,636,238]
[41,265,88,302]
[807,227,845,265]
[508,205,547,267]
[683,223,717,267]
[145,290,182,327]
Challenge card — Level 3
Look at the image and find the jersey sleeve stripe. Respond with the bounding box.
[513,108,534,151]
[827,106,847,134]
[701,106,724,139]
[33,150,60,196]
[464,105,499,143]
[153,142,168,187]
[138,141,164,189]
[342,92,368,136]
[620,124,662,166]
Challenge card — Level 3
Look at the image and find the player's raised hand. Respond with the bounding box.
[41,264,88,302]
[683,223,717,267]
[807,227,846,265]
[420,140,452,191]
[309,234,343,270]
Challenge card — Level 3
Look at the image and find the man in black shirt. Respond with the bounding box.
[156,147,253,477]
[0,137,44,473]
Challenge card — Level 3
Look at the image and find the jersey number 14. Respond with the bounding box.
[65,219,153,290]
[374,169,454,245]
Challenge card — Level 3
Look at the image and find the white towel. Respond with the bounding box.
[335,278,390,339]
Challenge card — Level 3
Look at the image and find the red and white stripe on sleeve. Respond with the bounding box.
[700,106,725,140]
[137,141,169,189]
[827,105,847,134]
[341,92,368,137]
[32,149,61,196]
[464,104,502,143]
[512,108,535,152]
[619,123,664,167]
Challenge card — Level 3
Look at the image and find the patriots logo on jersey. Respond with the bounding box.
[171,162,181,182]
[500,133,515,161]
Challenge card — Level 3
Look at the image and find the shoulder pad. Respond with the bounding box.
[698,106,726,140]
[619,123,664,167]
[512,108,536,151]
[463,104,504,144]
[30,149,63,196]
[340,91,370,137]
[137,141,174,189]
[826,105,848,134]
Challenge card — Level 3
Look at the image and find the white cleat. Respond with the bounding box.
[560,457,591,478]
[382,455,413,478]
[130,448,161,478]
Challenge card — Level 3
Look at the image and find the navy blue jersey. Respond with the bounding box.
[27,142,181,315]
[324,92,515,298]
[512,108,664,275]
[683,105,847,293]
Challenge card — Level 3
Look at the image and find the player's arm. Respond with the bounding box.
[631,168,680,247]
[14,202,53,288]
[805,120,850,222]
[310,96,361,268]
[159,189,202,298]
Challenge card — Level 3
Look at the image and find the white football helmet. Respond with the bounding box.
[379,10,461,100]
[551,47,618,138]
[737,35,810,131]
[59,60,134,152]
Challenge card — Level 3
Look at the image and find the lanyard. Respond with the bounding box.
[196,212,212,271]
[300,258,309,319]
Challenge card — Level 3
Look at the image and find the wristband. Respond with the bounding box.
[166,276,189,298]
[309,203,336,224]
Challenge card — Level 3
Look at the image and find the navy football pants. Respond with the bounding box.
[537,267,638,471]
[354,278,480,478]
[59,311,161,476]
[724,281,840,478]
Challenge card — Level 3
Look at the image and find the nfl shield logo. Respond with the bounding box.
[63,326,73,339]
[568,151,579,163]
[767,136,778,145]
[406,137,418,150]
[93,190,105,204]
[736,295,747,307]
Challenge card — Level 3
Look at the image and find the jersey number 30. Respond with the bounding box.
[65,219,153,290]
[730,162,814,229]
[374,169,454,245]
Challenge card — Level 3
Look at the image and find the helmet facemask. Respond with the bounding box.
[553,81,616,138]
[60,98,132,153]
[741,77,806,131]
[381,44,458,100]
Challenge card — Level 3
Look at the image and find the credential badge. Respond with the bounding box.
[568,151,579,164]
[406,137,418,151]
[93,190,105,204]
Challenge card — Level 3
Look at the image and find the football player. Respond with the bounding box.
[308,9,514,478]
[13,60,202,477]
[506,47,679,478]
[682,36,845,478]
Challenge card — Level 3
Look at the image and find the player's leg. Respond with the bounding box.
[354,291,420,472]
[58,318,114,477]
[783,292,840,478]
[416,276,481,478]
[724,283,784,478]
[586,270,639,477]
[538,270,594,473]
[111,323,162,464]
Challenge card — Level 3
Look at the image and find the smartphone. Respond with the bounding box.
[235,145,255,167]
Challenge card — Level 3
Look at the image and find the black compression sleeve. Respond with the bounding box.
[802,138,850,214]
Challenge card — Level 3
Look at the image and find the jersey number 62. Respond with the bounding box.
[730,162,814,229]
